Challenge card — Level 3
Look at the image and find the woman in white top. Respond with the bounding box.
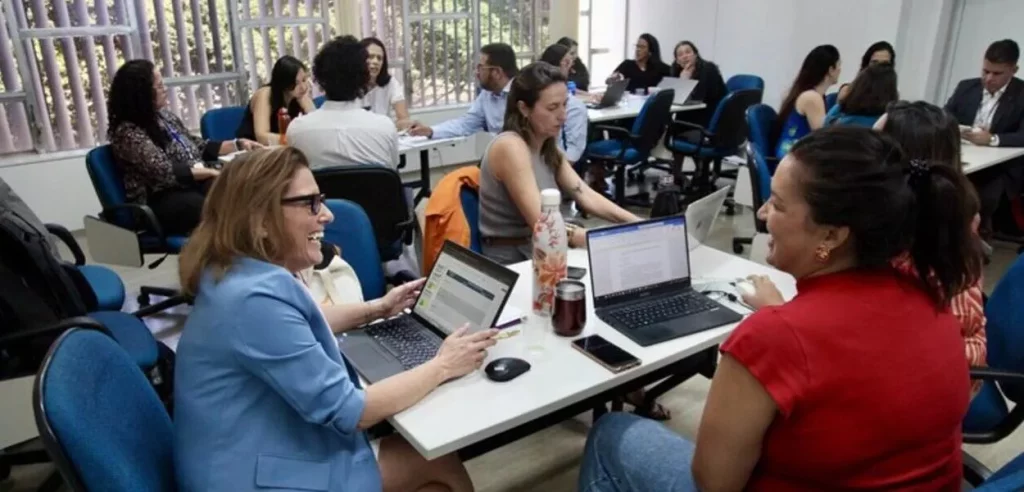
[361,37,412,130]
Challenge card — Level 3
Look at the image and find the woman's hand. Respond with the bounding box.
[237,138,263,151]
[431,325,498,380]
[741,274,785,310]
[380,278,426,318]
[192,167,220,181]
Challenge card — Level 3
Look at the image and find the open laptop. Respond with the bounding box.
[338,241,519,383]
[656,78,699,106]
[586,216,742,347]
[684,186,731,251]
[587,78,630,109]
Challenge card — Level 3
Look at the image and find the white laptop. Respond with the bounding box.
[684,186,731,251]
[657,78,700,106]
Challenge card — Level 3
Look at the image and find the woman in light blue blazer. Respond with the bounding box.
[174,146,496,492]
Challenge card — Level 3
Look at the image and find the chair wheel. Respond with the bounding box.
[725,203,736,216]
[733,242,744,254]
[137,293,152,307]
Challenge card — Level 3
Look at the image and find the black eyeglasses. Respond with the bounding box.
[281,193,327,214]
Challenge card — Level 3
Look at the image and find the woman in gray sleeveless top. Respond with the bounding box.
[479,62,640,265]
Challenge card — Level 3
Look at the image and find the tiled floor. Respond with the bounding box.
[4,165,1023,492]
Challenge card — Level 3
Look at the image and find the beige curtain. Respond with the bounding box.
[548,0,580,42]
[334,0,362,38]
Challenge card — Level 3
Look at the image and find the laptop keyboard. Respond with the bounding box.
[609,293,718,329]
[365,318,443,370]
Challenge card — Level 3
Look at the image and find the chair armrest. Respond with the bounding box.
[0,316,109,349]
[592,125,639,141]
[387,270,420,286]
[101,203,169,247]
[963,367,1024,444]
[668,120,714,138]
[45,223,85,266]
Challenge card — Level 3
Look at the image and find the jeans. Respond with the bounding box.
[578,413,698,492]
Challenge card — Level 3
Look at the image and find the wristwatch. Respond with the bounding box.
[990,134,1000,147]
[233,138,241,151]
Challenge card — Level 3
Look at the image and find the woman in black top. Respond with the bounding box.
[557,36,590,92]
[609,33,670,93]
[236,55,316,144]
[670,40,727,127]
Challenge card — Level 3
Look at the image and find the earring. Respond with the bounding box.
[815,244,831,263]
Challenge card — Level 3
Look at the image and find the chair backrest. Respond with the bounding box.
[314,165,414,263]
[746,104,778,162]
[726,74,764,93]
[629,89,676,154]
[323,199,386,300]
[85,146,128,219]
[199,106,246,141]
[34,328,175,492]
[707,89,762,150]
[314,95,326,108]
[985,253,1024,403]
[459,186,482,253]
[744,142,772,234]
[824,91,839,111]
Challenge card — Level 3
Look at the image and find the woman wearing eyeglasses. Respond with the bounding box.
[174,147,492,492]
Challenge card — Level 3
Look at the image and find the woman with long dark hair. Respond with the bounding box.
[557,36,590,91]
[838,40,896,103]
[108,59,260,236]
[608,33,670,93]
[823,63,898,127]
[236,55,315,144]
[670,40,727,126]
[579,127,979,491]
[361,37,412,130]
[774,44,841,157]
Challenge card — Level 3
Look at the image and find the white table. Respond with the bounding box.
[388,246,794,460]
[397,135,468,205]
[588,94,706,123]
[961,145,1024,175]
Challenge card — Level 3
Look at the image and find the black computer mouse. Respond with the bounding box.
[484,357,531,382]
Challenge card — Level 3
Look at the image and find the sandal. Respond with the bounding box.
[624,389,671,421]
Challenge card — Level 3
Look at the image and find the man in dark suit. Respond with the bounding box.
[945,39,1024,237]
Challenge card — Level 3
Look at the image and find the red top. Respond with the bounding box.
[721,269,970,491]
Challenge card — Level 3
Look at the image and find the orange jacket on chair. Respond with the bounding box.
[422,166,480,275]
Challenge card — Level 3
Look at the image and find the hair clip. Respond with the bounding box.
[906,159,931,180]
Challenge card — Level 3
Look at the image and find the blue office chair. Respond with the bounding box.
[970,452,1024,490]
[314,95,326,108]
[725,74,764,93]
[585,89,676,206]
[33,328,175,492]
[459,187,482,253]
[666,89,762,198]
[745,104,778,169]
[43,223,125,311]
[199,105,246,141]
[824,91,839,111]
[85,145,188,315]
[730,142,774,255]
[323,199,388,301]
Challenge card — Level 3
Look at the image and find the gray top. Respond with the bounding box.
[479,132,560,238]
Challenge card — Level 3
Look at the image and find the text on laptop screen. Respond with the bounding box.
[588,216,691,298]
[414,247,511,334]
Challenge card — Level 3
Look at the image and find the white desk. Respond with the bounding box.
[388,246,794,460]
[397,136,468,205]
[961,145,1024,175]
[588,94,706,123]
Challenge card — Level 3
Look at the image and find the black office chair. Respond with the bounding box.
[665,89,763,200]
[313,165,415,264]
[584,89,676,207]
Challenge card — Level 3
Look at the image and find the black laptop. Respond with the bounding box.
[338,241,519,383]
[586,216,742,347]
[587,78,630,109]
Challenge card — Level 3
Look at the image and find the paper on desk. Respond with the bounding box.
[399,135,429,145]
[495,305,526,329]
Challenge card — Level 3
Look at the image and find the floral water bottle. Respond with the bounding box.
[533,188,568,316]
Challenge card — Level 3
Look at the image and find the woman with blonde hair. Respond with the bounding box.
[174,146,493,492]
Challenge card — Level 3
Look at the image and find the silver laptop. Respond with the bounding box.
[657,78,699,105]
[338,241,519,383]
[684,186,731,251]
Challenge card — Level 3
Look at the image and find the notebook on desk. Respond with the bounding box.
[656,78,699,106]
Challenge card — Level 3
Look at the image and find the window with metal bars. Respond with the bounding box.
[0,0,547,156]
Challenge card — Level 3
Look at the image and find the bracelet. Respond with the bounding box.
[233,138,240,151]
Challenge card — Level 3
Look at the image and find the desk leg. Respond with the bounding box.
[413,148,432,206]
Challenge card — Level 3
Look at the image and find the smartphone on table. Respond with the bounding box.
[571,335,642,373]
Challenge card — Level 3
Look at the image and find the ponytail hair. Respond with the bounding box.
[789,127,981,307]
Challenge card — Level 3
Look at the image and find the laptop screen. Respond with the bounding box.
[413,242,518,334]
[587,216,691,300]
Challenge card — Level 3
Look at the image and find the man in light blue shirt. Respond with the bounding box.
[561,88,589,165]
[409,43,518,139]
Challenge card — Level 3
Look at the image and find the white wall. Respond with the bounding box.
[0,106,481,230]
[624,0,952,108]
